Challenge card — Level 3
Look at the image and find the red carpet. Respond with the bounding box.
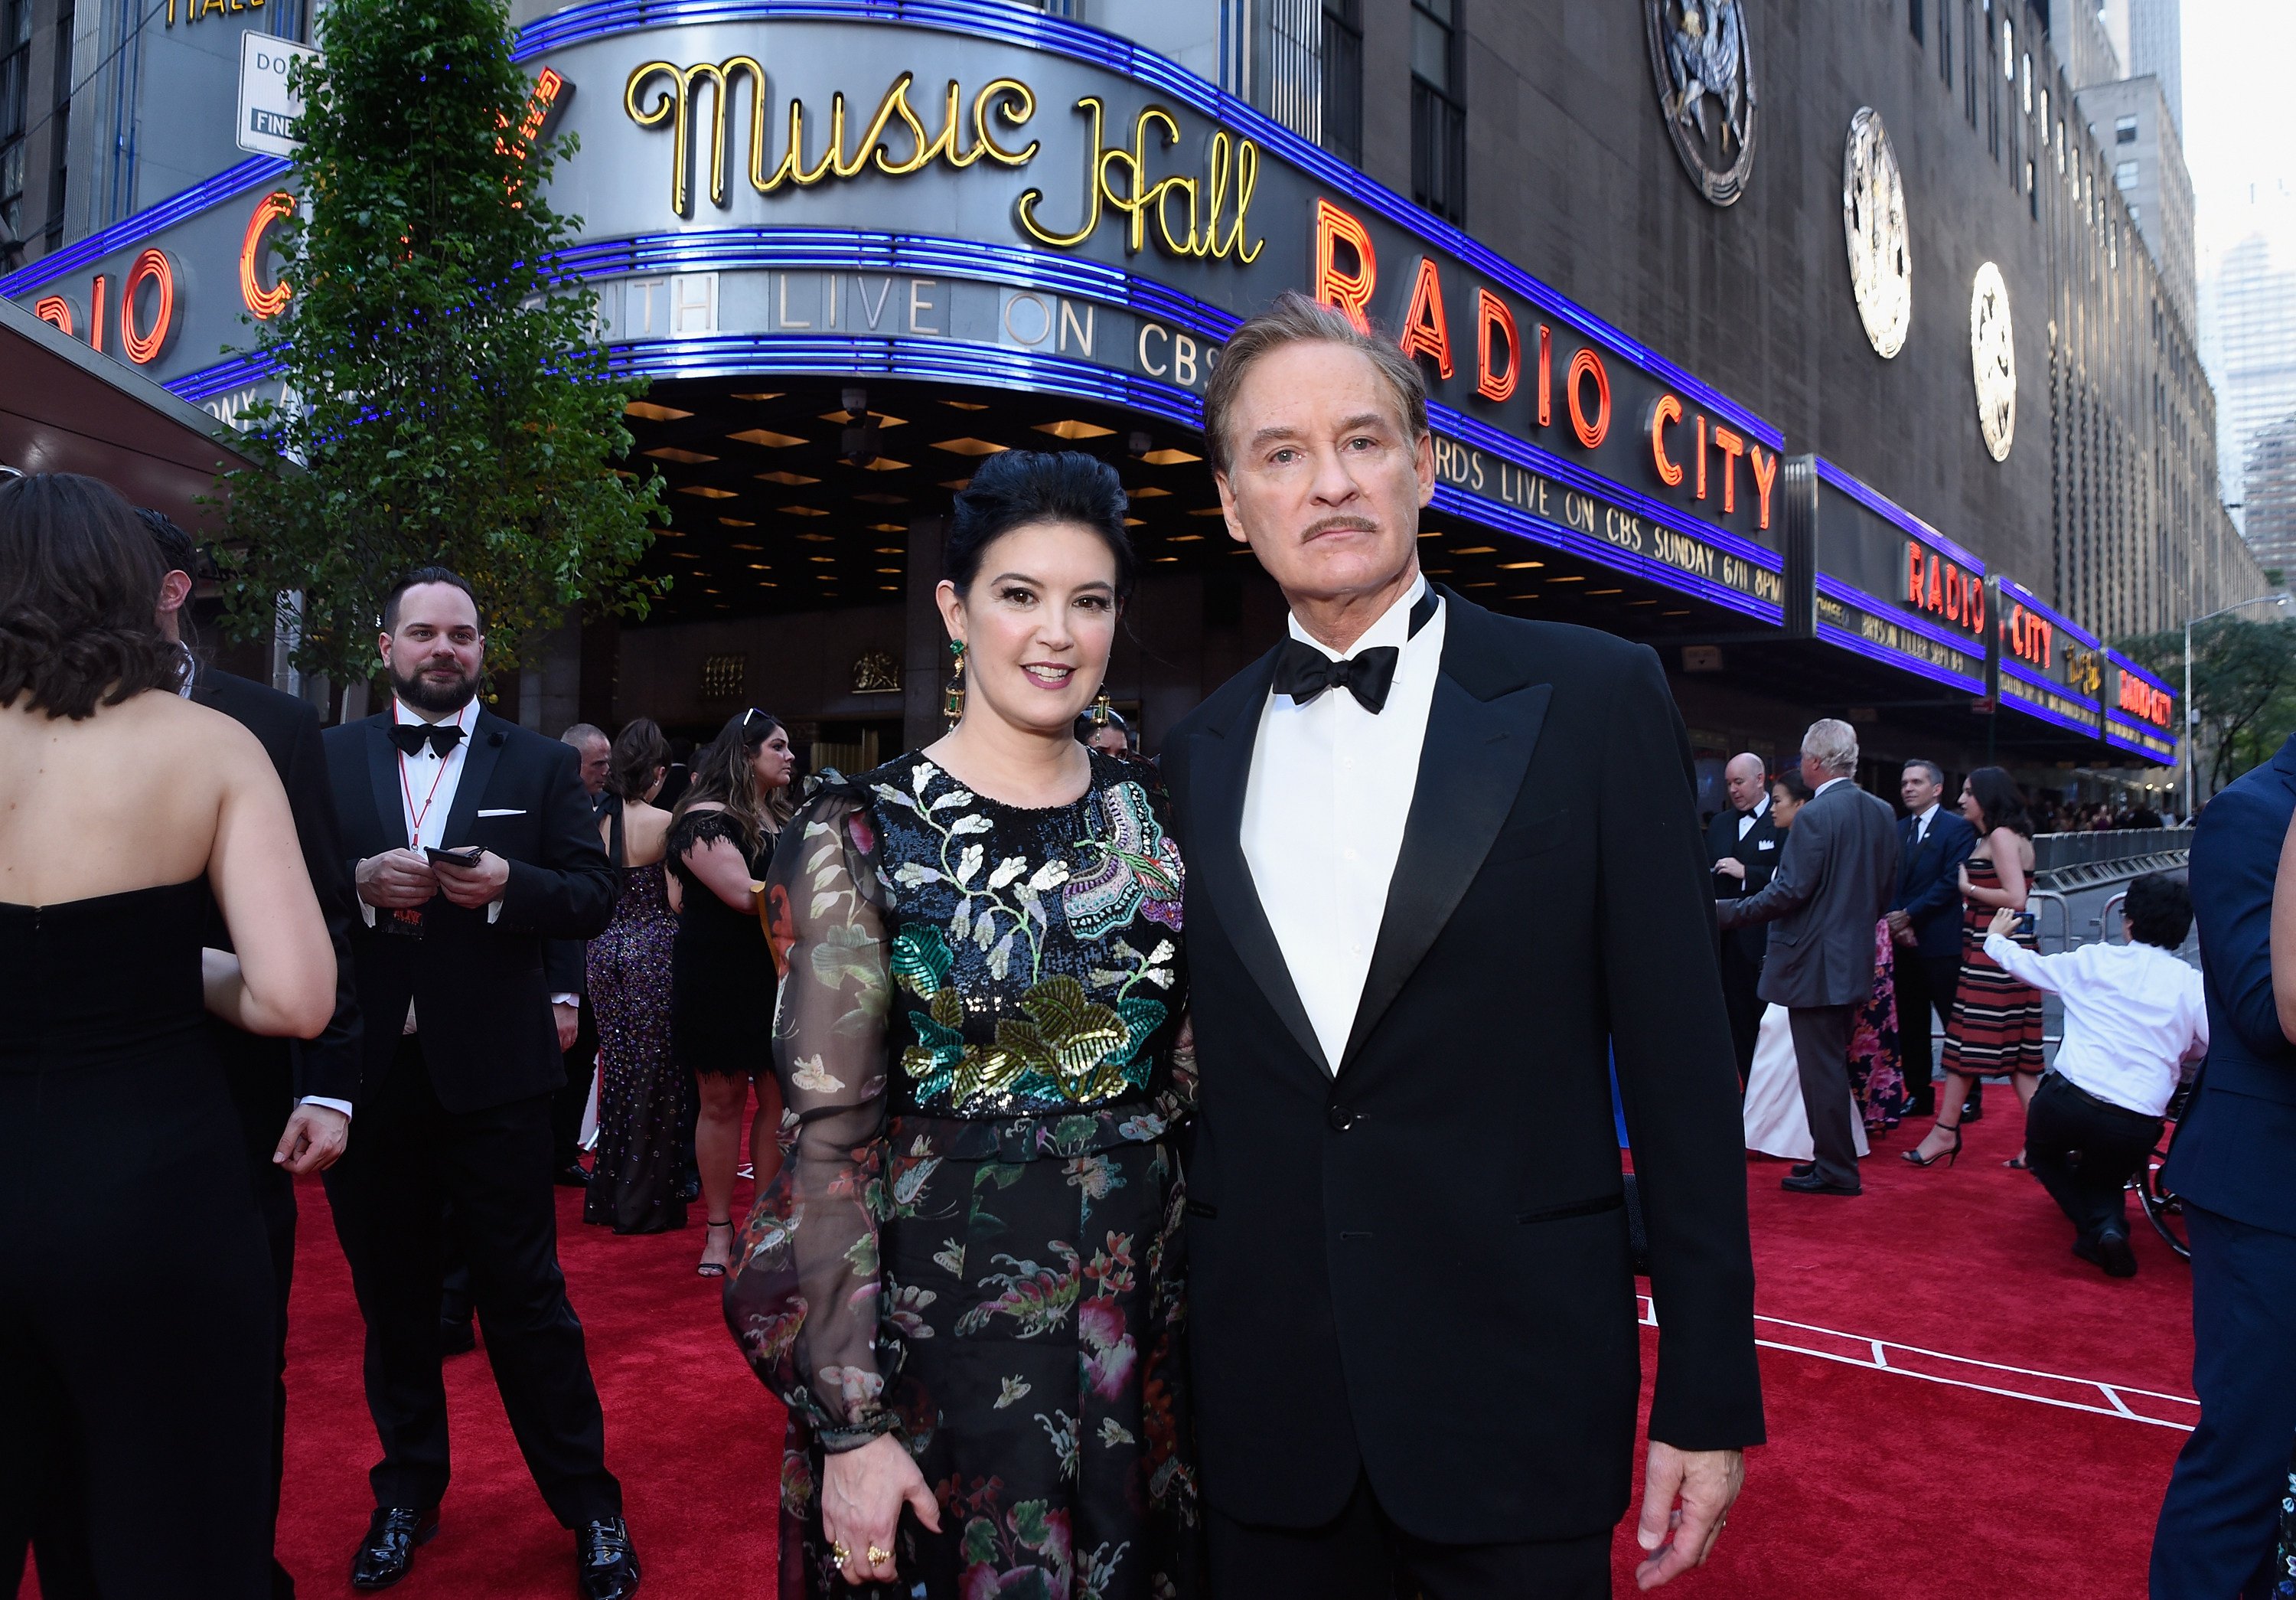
[28,1105,2197,1598]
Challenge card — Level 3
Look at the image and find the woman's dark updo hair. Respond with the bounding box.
[0,472,186,720]
[1965,766,2033,838]
[945,449,1136,604]
[608,717,672,802]
[1771,768,1815,805]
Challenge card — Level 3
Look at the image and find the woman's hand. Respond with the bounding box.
[820,1432,941,1587]
[1956,863,1974,897]
[2273,810,2296,1044]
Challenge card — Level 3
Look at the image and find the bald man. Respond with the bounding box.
[1706,753,1781,1085]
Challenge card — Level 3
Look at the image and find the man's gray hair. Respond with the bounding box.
[1200,289,1429,478]
[559,722,608,749]
[1802,719,1860,777]
[1902,756,1945,788]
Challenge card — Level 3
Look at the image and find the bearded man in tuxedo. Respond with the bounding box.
[321,569,635,1598]
[1162,293,1761,1598]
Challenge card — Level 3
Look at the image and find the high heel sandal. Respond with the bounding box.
[696,1218,735,1278]
[1901,1123,1963,1169]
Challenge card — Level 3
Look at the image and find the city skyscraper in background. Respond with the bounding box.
[2127,0,2184,132]
[2200,191,2296,561]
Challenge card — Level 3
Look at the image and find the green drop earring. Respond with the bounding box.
[943,638,967,729]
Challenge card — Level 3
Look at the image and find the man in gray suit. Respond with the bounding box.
[1715,720,1901,1196]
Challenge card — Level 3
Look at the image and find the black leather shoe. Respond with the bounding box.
[1781,1172,1861,1196]
[555,1160,593,1187]
[576,1517,641,1600]
[2075,1232,2140,1278]
[350,1506,439,1590]
[1789,1162,1816,1178]
[440,1318,476,1356]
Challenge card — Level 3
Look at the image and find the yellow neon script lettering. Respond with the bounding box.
[1019,99,1263,261]
[625,65,1039,214]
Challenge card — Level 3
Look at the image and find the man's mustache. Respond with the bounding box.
[1300,515,1380,540]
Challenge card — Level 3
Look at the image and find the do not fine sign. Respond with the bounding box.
[237,32,322,157]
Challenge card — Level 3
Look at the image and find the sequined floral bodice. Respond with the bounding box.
[765,750,1189,1144]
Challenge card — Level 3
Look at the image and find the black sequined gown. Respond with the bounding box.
[725,749,1199,1600]
[585,799,685,1234]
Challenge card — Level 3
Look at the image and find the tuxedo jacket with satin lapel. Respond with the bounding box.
[1890,809,1978,962]
[192,665,365,1123]
[323,708,615,1115]
[1163,590,1762,1546]
[2164,733,2296,1235]
[1716,779,1899,1009]
[1706,804,1781,969]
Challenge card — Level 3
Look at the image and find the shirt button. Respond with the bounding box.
[1342,847,1358,861]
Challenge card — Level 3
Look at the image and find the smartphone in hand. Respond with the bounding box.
[425,845,484,869]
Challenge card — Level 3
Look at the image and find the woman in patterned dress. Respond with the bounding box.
[584,718,686,1233]
[725,451,1199,1600]
[1904,767,2042,1167]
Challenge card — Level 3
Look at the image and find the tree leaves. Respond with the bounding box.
[213,0,667,687]
[2119,617,2296,797]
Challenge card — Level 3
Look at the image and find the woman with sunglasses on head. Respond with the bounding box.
[667,707,796,1275]
[725,451,1198,1598]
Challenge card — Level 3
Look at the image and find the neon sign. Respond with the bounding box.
[2118,671,2174,730]
[1904,540,1985,638]
[240,191,295,319]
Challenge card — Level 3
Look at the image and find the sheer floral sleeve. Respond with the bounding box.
[724,782,898,1451]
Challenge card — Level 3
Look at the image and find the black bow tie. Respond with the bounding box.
[390,722,465,758]
[1274,640,1401,712]
[1272,587,1442,714]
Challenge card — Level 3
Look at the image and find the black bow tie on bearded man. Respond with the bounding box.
[390,722,465,758]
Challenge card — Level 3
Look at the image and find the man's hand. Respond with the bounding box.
[1987,906,2019,941]
[1884,909,1911,936]
[1635,1442,1743,1590]
[432,848,510,909]
[357,849,438,909]
[1712,857,1746,882]
[553,1001,580,1053]
[273,1104,350,1175]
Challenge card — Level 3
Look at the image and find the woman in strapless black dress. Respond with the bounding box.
[0,473,336,1598]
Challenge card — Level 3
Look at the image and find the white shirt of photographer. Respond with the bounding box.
[1241,576,1445,1073]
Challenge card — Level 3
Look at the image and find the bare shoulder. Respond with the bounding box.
[141,692,276,780]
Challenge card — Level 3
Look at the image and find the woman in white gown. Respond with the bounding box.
[1742,770,1874,1162]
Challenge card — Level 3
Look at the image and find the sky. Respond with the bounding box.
[2177,0,2296,271]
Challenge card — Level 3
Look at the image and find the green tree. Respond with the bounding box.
[214,0,664,688]
[2119,617,2296,798]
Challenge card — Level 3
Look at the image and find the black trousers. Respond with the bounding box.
[1892,950,1961,1116]
[550,1002,598,1170]
[2022,1073,2159,1248]
[2152,1205,2296,1598]
[1718,937,1764,1089]
[1207,1475,1611,1600]
[1783,1004,1861,1190]
[324,1035,619,1527]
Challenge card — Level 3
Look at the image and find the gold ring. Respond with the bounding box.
[830,1542,851,1566]
[868,1546,893,1566]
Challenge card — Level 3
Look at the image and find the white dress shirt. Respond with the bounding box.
[1814,776,1851,799]
[1736,792,1769,840]
[1241,576,1445,1071]
[1981,934,2209,1117]
[1908,801,1939,845]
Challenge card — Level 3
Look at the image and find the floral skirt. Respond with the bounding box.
[778,1137,1200,1600]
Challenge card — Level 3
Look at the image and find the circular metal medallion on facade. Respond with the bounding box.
[1968,262,2016,462]
[1645,0,1759,206]
[1841,108,1910,359]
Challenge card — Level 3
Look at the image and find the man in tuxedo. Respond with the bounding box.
[1706,753,1779,1085]
[546,723,611,1187]
[1164,293,1760,1598]
[1715,723,1900,1197]
[2151,732,2296,1597]
[1885,759,1975,1119]
[144,511,363,1599]
[321,569,638,1598]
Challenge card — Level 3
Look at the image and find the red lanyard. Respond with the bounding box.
[396,711,460,845]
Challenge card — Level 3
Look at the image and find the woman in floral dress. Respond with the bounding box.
[725,450,1199,1599]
